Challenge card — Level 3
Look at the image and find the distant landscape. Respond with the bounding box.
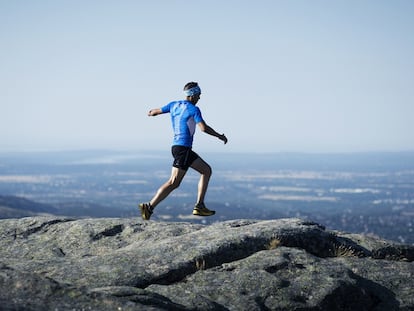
[0,150,413,245]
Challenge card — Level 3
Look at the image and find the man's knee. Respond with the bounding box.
[204,164,212,177]
[167,167,186,189]
[168,176,181,189]
[190,158,212,177]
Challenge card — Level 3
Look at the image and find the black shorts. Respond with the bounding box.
[171,145,199,170]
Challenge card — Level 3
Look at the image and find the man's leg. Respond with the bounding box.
[150,166,187,209]
[190,157,212,205]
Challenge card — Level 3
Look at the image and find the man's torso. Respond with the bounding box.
[161,100,204,147]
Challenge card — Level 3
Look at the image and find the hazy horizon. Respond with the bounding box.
[1,148,414,156]
[1,149,413,244]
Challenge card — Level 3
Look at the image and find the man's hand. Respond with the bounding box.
[219,134,228,144]
[197,121,227,144]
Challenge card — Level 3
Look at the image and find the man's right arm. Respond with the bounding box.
[148,108,163,116]
[149,102,172,116]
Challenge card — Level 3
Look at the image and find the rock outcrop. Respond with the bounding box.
[0,217,413,310]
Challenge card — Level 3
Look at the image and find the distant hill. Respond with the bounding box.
[0,195,57,219]
[0,195,126,219]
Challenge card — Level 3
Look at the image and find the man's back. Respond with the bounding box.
[162,100,203,147]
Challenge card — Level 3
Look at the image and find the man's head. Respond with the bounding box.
[184,82,201,104]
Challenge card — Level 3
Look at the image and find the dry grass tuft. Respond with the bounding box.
[267,238,282,250]
[332,244,361,257]
[195,257,206,270]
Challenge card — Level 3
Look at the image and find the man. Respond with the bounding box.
[139,82,228,220]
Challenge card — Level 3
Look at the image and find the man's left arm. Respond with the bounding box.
[198,121,228,144]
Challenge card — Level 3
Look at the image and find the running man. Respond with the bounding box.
[139,82,228,220]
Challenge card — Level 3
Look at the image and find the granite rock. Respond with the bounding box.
[0,217,413,310]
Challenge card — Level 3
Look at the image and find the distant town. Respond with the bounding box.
[0,150,413,245]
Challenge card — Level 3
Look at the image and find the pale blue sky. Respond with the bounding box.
[1,0,413,153]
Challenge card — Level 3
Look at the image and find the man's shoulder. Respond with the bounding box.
[163,100,183,111]
[167,100,189,107]
[172,100,199,109]
[168,100,201,114]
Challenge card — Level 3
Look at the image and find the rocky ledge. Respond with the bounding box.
[0,217,413,310]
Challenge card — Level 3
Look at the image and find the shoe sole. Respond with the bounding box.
[193,210,215,216]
